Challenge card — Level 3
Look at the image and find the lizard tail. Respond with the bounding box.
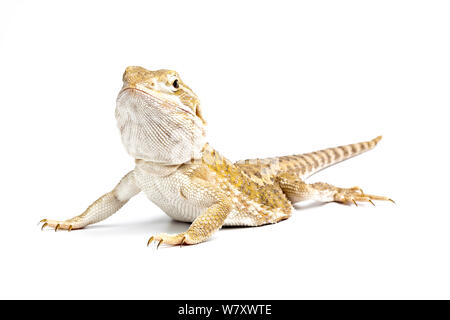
[286,136,383,179]
[234,136,383,182]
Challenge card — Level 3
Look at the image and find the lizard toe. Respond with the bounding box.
[39,219,74,231]
[147,232,189,248]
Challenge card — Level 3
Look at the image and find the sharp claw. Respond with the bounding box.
[157,239,163,249]
[180,236,186,248]
[389,198,396,204]
[41,222,48,231]
[368,199,376,206]
[147,236,154,247]
[68,225,73,232]
[55,224,60,232]
[352,199,358,207]
[39,219,47,224]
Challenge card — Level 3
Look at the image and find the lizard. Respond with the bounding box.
[40,66,393,247]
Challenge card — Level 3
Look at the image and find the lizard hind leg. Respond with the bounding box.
[276,172,393,206]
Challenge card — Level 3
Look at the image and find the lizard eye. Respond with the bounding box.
[172,79,179,89]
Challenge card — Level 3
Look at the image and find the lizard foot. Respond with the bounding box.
[147,232,189,249]
[334,187,394,206]
[39,219,74,232]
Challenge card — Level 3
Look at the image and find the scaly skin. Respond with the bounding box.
[40,66,393,247]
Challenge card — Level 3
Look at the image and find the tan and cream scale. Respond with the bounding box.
[40,66,393,247]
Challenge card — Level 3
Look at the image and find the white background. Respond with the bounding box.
[1,0,449,299]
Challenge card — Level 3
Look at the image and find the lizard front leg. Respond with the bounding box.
[277,173,393,206]
[147,178,232,247]
[40,170,140,231]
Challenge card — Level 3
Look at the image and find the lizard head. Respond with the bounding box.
[116,66,207,164]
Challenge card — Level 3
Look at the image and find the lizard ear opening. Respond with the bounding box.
[195,104,206,125]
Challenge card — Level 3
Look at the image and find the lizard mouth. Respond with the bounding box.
[117,87,195,116]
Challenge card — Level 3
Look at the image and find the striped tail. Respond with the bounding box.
[276,136,383,179]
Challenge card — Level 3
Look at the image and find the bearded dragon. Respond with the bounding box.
[40,66,393,247]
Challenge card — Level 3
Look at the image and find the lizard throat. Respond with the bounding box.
[115,88,207,164]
